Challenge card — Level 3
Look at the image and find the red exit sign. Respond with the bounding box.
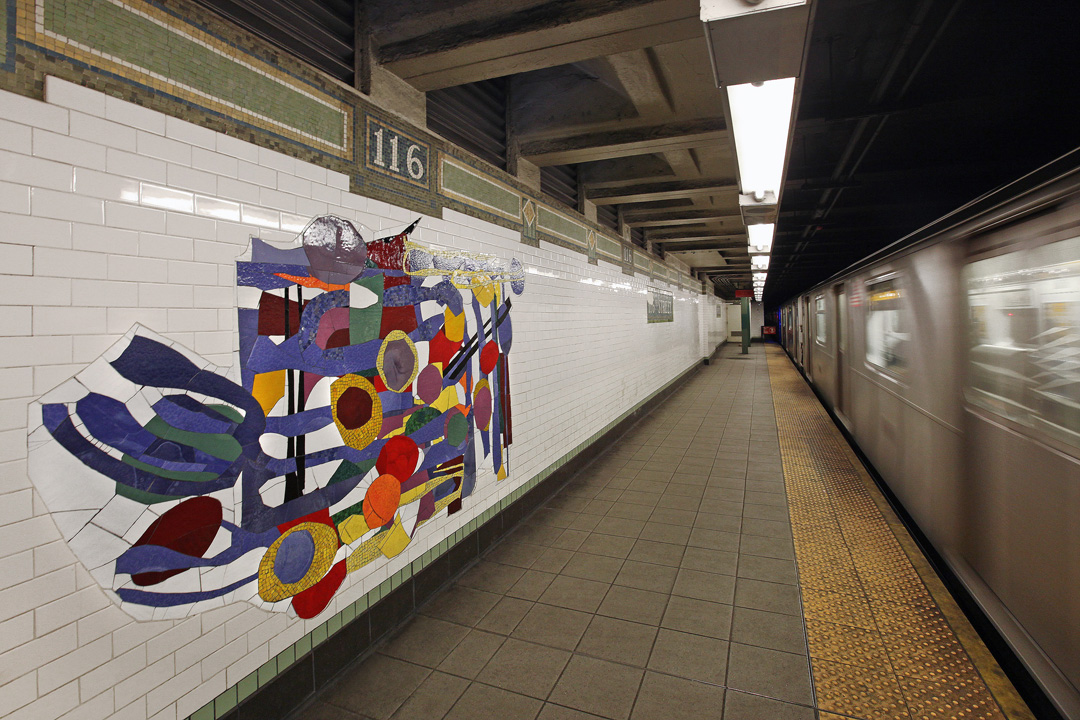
[735,289,753,298]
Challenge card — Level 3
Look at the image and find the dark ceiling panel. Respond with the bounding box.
[192,0,354,83]
[768,0,1080,309]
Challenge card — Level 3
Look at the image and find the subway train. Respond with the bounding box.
[779,149,1080,719]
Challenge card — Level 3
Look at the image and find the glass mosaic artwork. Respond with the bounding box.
[28,215,524,621]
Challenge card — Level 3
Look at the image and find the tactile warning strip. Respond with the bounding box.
[765,345,1033,720]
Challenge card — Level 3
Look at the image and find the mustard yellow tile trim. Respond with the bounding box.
[765,345,1033,720]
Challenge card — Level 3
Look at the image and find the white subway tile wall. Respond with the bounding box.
[0,76,728,720]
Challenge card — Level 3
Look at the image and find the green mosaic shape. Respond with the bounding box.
[1,0,8,65]
[597,235,622,258]
[44,0,344,146]
[538,207,586,246]
[442,161,520,218]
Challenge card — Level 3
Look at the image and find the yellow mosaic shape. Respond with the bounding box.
[444,308,465,342]
[337,514,370,545]
[252,370,286,415]
[257,522,338,602]
[330,375,383,451]
[376,330,419,393]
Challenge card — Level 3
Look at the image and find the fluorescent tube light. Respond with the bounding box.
[753,272,767,283]
[751,255,770,270]
[727,78,796,199]
[747,224,774,253]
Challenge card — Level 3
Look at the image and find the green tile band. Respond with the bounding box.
[440,157,521,220]
[35,0,346,150]
[538,206,587,247]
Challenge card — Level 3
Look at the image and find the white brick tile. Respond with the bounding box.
[33,307,108,335]
[139,184,193,213]
[0,242,34,274]
[167,259,217,285]
[0,488,33,525]
[0,368,34,400]
[35,586,109,636]
[0,550,33,591]
[31,188,105,224]
[139,232,193,261]
[191,147,237,177]
[195,195,240,222]
[72,279,139,308]
[276,171,310,197]
[0,337,73,369]
[164,116,216,150]
[69,111,137,152]
[294,159,327,184]
[1,623,75,680]
[73,334,122,362]
[193,330,232,356]
[105,201,166,233]
[115,655,174,709]
[138,283,193,309]
[0,305,31,335]
[339,190,366,212]
[137,131,191,165]
[199,636,246,682]
[0,149,73,192]
[79,644,147,702]
[218,177,260,204]
[38,634,111,694]
[106,148,166,184]
[237,159,275,188]
[295,196,328,218]
[34,364,84,396]
[258,146,295,174]
[215,132,259,162]
[105,96,166,135]
[0,180,30,214]
[45,77,106,116]
[215,221,258,245]
[8,680,80,720]
[192,240,239,266]
[108,307,168,334]
[0,117,33,153]
[0,670,37,717]
[72,168,140,203]
[76,607,128,646]
[63,686,115,720]
[327,169,350,191]
[167,308,218,333]
[166,211,216,241]
[109,254,168,283]
[72,223,139,255]
[145,664,201,717]
[0,89,69,134]
[259,186,296,212]
[166,163,217,195]
[33,129,107,171]
[1,212,73,249]
[36,247,109,279]
[0,611,34,654]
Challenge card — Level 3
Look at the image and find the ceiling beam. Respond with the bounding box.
[651,232,744,243]
[379,0,702,91]
[586,177,738,205]
[623,208,741,227]
[518,118,727,166]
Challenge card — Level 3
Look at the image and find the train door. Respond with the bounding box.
[802,295,812,379]
[835,283,848,417]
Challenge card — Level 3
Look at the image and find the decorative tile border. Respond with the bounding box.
[439,154,521,222]
[537,204,588,249]
[364,113,431,189]
[16,0,352,157]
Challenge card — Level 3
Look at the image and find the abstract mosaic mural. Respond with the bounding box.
[28,216,524,620]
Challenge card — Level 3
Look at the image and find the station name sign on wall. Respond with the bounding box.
[647,287,674,323]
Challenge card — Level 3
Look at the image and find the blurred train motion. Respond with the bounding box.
[780,149,1080,718]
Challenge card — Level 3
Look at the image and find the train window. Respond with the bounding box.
[815,295,826,345]
[865,276,908,374]
[966,235,1080,448]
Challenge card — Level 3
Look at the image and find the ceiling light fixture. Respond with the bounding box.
[747,223,774,253]
[727,77,796,201]
[751,255,770,270]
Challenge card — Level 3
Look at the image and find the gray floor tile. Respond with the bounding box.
[742,503,790,522]
[437,629,506,679]
[579,533,636,559]
[722,690,815,720]
[627,539,684,567]
[457,561,526,595]
[649,508,696,527]
[672,568,736,604]
[730,606,807,654]
[694,512,742,533]
[444,682,543,720]
[630,671,726,720]
[322,654,430,719]
[688,528,741,553]
[738,534,795,561]
[593,516,646,538]
[512,603,592,651]
[647,628,728,685]
[736,554,797,585]
[661,596,732,640]
[740,517,792,539]
[638,521,691,545]
[389,671,468,720]
[487,540,548,569]
[561,552,625,584]
[725,643,813,706]
[381,615,470,668]
[548,655,644,720]
[478,638,572,699]
[477,596,534,634]
[506,569,558,601]
[538,704,610,720]
[420,585,502,626]
[538,575,610,613]
[680,547,738,576]
[733,578,801,616]
[576,615,657,667]
[614,560,679,593]
[597,585,669,625]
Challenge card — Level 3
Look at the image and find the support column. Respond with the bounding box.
[741,297,750,354]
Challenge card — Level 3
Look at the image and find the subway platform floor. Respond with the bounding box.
[295,343,1032,720]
